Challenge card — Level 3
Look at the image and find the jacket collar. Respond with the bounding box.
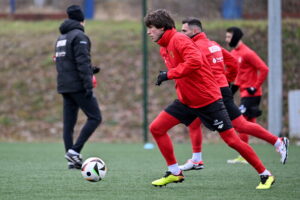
[192,32,207,41]
[235,41,244,51]
[157,28,177,47]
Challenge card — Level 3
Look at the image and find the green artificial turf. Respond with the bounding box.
[0,142,299,200]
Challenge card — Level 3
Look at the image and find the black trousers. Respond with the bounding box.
[62,91,102,153]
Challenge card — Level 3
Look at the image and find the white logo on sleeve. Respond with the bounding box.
[80,41,88,44]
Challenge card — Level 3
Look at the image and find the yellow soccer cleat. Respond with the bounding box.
[152,171,184,187]
[227,155,248,164]
[256,175,275,189]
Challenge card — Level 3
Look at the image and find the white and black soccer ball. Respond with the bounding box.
[81,157,107,182]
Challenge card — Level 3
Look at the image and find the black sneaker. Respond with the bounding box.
[65,151,83,169]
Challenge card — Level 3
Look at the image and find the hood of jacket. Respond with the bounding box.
[59,19,84,34]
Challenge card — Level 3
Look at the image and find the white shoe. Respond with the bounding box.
[277,137,289,164]
[179,159,204,171]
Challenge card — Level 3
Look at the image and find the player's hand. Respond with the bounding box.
[92,66,101,74]
[229,83,239,95]
[156,71,168,86]
[92,75,97,88]
[246,87,257,95]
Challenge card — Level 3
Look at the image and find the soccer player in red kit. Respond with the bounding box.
[224,27,288,164]
[144,9,275,189]
[179,18,289,170]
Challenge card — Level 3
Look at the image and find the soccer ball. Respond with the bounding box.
[81,157,107,182]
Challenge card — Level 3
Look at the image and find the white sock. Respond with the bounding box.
[68,149,79,155]
[274,138,282,149]
[168,163,181,175]
[259,169,271,176]
[191,152,202,162]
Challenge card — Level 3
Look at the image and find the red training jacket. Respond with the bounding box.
[192,33,238,88]
[157,29,221,108]
[230,42,269,97]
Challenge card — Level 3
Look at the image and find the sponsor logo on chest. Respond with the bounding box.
[56,39,66,47]
[212,57,223,64]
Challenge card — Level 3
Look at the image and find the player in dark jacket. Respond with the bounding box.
[54,5,102,169]
[144,9,274,189]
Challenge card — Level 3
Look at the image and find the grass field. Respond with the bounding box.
[0,142,299,200]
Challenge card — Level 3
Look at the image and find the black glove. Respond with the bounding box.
[85,89,93,99]
[246,87,257,95]
[229,83,239,95]
[92,66,101,74]
[156,71,168,86]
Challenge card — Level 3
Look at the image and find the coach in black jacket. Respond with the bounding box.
[54,5,102,169]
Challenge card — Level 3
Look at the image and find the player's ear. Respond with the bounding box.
[193,28,198,35]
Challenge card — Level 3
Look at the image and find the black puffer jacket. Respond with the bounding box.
[55,19,93,93]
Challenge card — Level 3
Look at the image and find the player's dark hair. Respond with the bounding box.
[182,17,202,31]
[226,27,243,47]
[144,9,175,30]
[67,5,85,22]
